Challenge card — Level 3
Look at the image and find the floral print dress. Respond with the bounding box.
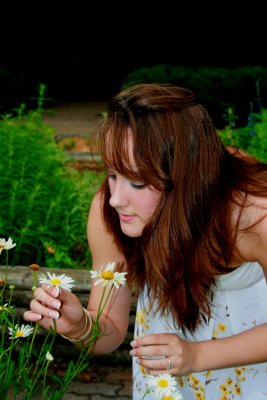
[132,262,267,400]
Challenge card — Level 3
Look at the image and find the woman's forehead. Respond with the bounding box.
[104,128,144,176]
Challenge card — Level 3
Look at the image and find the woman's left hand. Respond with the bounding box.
[130,333,196,376]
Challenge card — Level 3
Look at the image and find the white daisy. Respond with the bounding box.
[161,391,184,400]
[0,303,9,312]
[8,324,34,339]
[146,373,178,398]
[39,272,75,291]
[90,261,127,289]
[0,237,16,254]
[0,303,13,313]
[46,352,54,362]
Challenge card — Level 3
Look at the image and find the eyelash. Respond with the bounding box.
[107,174,146,190]
[131,183,146,190]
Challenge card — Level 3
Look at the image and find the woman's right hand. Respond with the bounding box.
[23,284,86,338]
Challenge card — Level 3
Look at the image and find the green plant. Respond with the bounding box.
[0,237,127,399]
[123,65,267,129]
[218,105,267,163]
[0,84,104,269]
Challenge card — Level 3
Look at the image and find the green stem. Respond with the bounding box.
[141,389,150,400]
[51,284,115,399]
[24,328,55,398]
[5,251,8,284]
[98,285,113,317]
[26,323,39,364]
[0,251,9,297]
[3,309,17,384]
[42,362,50,399]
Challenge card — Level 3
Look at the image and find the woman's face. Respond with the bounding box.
[107,132,162,238]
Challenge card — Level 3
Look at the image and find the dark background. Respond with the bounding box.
[1,3,266,110]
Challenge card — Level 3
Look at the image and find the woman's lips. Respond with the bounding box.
[119,213,135,222]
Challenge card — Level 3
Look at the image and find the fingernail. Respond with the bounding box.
[51,300,61,309]
[51,287,60,297]
[130,340,137,347]
[49,310,59,319]
[34,314,42,321]
[130,349,136,356]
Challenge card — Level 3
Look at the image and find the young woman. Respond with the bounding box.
[24,83,267,399]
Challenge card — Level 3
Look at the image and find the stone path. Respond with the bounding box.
[62,365,132,400]
[43,101,106,136]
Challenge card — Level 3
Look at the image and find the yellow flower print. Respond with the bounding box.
[136,308,149,330]
[225,377,233,386]
[191,376,200,387]
[233,367,247,382]
[235,383,241,395]
[212,329,218,338]
[177,377,184,388]
[218,323,227,332]
[140,365,147,377]
[219,384,228,394]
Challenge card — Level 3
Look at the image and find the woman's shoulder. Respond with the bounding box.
[87,191,127,270]
[226,146,257,161]
[235,196,267,272]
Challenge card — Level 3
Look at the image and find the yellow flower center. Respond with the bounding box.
[101,271,114,280]
[16,331,23,337]
[51,278,62,285]
[158,379,168,388]
[163,397,173,400]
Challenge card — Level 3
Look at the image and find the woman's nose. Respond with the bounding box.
[109,180,128,208]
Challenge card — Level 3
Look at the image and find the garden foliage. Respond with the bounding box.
[123,65,267,129]
[0,88,103,269]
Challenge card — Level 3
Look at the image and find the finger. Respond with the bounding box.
[131,333,173,347]
[145,367,174,376]
[137,356,173,373]
[130,345,165,358]
[32,288,61,310]
[23,310,43,322]
[56,287,77,306]
[29,299,60,320]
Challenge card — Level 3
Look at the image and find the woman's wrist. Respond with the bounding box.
[60,308,93,343]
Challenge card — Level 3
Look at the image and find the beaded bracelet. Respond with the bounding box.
[60,308,92,343]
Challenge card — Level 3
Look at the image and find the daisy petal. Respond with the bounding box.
[39,272,75,291]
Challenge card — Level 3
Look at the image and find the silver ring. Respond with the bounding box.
[166,357,172,370]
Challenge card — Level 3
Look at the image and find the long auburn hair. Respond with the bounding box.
[98,82,267,332]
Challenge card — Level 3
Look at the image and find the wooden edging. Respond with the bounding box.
[0,264,137,315]
[0,265,91,291]
[0,266,135,365]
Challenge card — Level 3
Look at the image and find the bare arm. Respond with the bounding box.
[85,191,132,353]
[130,322,267,376]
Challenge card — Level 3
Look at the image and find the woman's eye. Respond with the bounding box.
[131,182,146,190]
[107,174,116,180]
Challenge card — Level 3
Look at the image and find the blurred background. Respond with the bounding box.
[1,2,266,117]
